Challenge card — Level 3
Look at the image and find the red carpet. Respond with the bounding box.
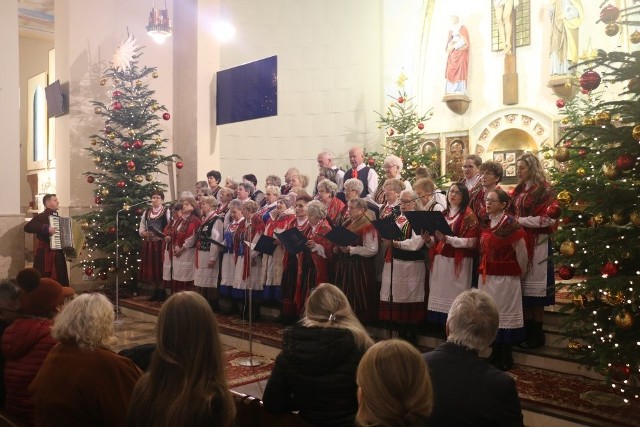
[225,348,274,388]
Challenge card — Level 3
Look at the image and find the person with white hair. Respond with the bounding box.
[317,151,345,190]
[347,147,379,201]
[422,289,523,426]
[373,155,412,205]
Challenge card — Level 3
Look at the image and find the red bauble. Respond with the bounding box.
[580,70,601,92]
[600,5,620,24]
[84,267,94,276]
[112,101,123,111]
[546,204,562,219]
[609,364,631,382]
[578,148,590,157]
[107,226,116,235]
[601,262,618,277]
[104,126,113,134]
[127,161,136,171]
[616,153,636,171]
[555,98,565,108]
[117,180,126,188]
[94,196,102,205]
[112,90,123,98]
[122,142,131,150]
[387,128,395,136]
[133,140,143,149]
[86,176,95,184]
[417,123,424,130]
[558,266,575,281]
[367,157,375,166]
[175,161,184,169]
[397,96,404,103]
[162,112,171,120]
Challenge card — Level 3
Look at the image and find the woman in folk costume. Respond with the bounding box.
[232,201,265,319]
[261,195,296,304]
[258,185,280,223]
[194,196,224,310]
[373,155,412,205]
[380,190,426,343]
[167,197,201,293]
[139,190,170,301]
[479,188,528,371]
[413,178,445,213]
[425,184,479,326]
[281,194,313,321]
[218,200,245,311]
[469,161,503,221]
[215,187,234,228]
[375,178,404,282]
[333,198,379,324]
[162,202,183,291]
[509,153,557,349]
[316,179,345,228]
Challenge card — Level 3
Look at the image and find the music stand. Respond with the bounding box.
[115,199,149,325]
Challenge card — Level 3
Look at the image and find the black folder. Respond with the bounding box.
[274,227,308,254]
[321,226,359,247]
[371,216,404,240]
[251,234,278,255]
[403,211,453,236]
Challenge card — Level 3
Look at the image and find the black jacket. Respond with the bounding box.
[422,341,524,427]
[263,326,365,427]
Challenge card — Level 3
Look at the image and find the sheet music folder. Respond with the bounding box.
[274,227,308,254]
[403,211,453,236]
[321,226,359,247]
[252,234,278,255]
[371,216,404,240]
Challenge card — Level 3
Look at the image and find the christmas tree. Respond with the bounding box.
[550,4,640,402]
[77,35,180,291]
[369,74,438,180]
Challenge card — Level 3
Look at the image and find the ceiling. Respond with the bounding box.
[18,0,54,36]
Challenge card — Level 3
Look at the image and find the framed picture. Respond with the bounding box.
[27,72,48,171]
[420,135,442,177]
[444,134,469,183]
[493,149,524,184]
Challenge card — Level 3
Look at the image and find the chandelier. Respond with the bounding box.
[146,0,172,44]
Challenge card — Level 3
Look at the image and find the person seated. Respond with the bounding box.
[422,289,524,426]
[127,292,235,427]
[356,339,433,427]
[29,293,143,427]
[0,280,20,410]
[2,269,74,425]
[263,283,373,427]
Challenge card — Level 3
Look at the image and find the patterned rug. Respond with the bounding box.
[225,348,274,388]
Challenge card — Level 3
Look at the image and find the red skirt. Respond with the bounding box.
[379,301,425,324]
[138,239,164,283]
[333,255,377,324]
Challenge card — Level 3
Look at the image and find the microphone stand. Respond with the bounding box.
[115,199,150,324]
[388,204,401,340]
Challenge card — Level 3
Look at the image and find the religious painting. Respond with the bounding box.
[444,133,469,183]
[420,135,442,178]
[27,71,48,171]
[493,149,524,184]
[491,0,531,53]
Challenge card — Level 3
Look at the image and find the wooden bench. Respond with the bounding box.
[232,391,310,427]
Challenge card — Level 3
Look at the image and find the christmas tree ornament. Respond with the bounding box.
[149,151,158,158]
[560,241,577,257]
[387,128,394,136]
[117,180,126,188]
[94,107,102,114]
[104,126,113,134]
[561,118,570,125]
[546,204,562,219]
[614,311,633,330]
[601,262,618,277]
[567,339,582,352]
[112,101,123,111]
[595,111,611,125]
[90,139,97,146]
[580,70,601,91]
[99,77,107,86]
[162,112,171,120]
[133,140,143,149]
[92,156,101,165]
[127,161,136,171]
[175,161,184,169]
[115,160,123,166]
[592,213,609,226]
[605,23,620,37]
[616,153,635,171]
[578,148,590,157]
[80,221,90,230]
[107,226,116,234]
[123,245,130,253]
[84,267,94,276]
[397,96,404,103]
[94,196,103,205]
[582,116,596,126]
[631,30,640,44]
[122,142,131,150]
[602,162,621,180]
[151,103,160,111]
[136,80,142,87]
[101,188,110,196]
[135,175,144,183]
[145,174,154,182]
[554,147,570,162]
[558,265,575,280]
[572,294,585,308]
[576,167,586,177]
[603,291,625,306]
[417,123,424,130]
[600,4,620,24]
[155,137,163,145]
[152,71,159,78]
[543,152,553,160]
[632,125,640,140]
[113,90,123,97]
[555,98,565,108]
[127,129,136,137]
[108,132,116,140]
[609,364,632,382]
[611,211,629,226]
[122,203,130,211]
[86,175,95,184]
[556,190,573,206]
[629,210,640,226]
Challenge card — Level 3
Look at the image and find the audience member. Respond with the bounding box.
[356,339,433,427]
[422,289,524,426]
[126,292,235,427]
[0,280,20,409]
[263,283,373,427]
[29,293,142,427]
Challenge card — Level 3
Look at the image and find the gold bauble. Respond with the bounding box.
[554,147,570,162]
[572,294,585,308]
[99,77,107,86]
[115,160,123,166]
[94,107,102,114]
[543,152,553,160]
[80,221,90,230]
[377,124,382,129]
[127,129,136,137]
[631,30,640,44]
[576,167,586,177]
[630,210,640,227]
[633,125,640,141]
[100,188,110,196]
[567,339,583,352]
[431,154,438,161]
[614,311,634,330]
[152,71,159,78]
[560,241,576,257]
[582,117,596,126]
[92,156,101,165]
[155,137,163,145]
[90,138,97,146]
[561,118,570,125]
[602,162,621,180]
[145,174,154,182]
[603,291,625,306]
[595,111,611,125]
[605,23,620,37]
[108,132,116,140]
[611,211,629,226]
[151,103,160,112]
[135,80,142,87]
[564,82,572,88]
[135,175,144,183]
[556,190,573,206]
[592,213,609,226]
[122,204,130,211]
[149,151,158,158]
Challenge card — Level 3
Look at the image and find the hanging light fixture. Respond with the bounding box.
[146,0,172,44]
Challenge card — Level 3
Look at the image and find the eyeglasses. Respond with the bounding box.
[485,199,501,204]
[400,198,418,204]
[462,165,476,169]
[449,190,462,195]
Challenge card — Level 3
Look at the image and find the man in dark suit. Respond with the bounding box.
[422,289,523,427]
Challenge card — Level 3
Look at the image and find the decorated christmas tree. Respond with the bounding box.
[77,35,180,291]
[369,74,438,180]
[550,4,640,402]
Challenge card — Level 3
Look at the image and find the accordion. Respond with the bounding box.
[49,215,73,251]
